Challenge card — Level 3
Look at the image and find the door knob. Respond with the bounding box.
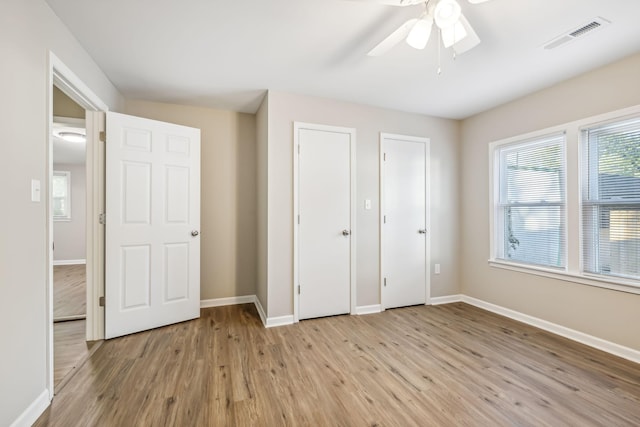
[342,229,351,236]
[191,230,200,237]
[418,229,427,234]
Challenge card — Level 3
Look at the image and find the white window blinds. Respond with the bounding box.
[496,134,566,267]
[582,117,640,280]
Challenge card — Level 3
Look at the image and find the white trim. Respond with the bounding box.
[488,259,640,295]
[293,122,357,322]
[9,389,50,427]
[47,52,109,402]
[379,133,431,310]
[355,304,382,315]
[265,314,295,328]
[200,295,256,308]
[53,259,86,266]
[430,295,463,305]
[254,296,267,326]
[461,295,640,364]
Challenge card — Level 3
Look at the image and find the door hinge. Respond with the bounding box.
[297,215,300,225]
[99,131,106,142]
[383,153,386,161]
[384,277,387,287]
[298,285,301,295]
[383,215,387,224]
[297,145,300,154]
[99,296,105,307]
[99,213,106,225]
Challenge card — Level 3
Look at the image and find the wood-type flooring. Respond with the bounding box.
[53,264,86,321]
[35,303,640,426]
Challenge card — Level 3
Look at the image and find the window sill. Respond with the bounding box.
[488,259,640,296]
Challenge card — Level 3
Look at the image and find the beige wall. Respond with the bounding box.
[460,52,640,351]
[265,91,460,318]
[53,86,85,119]
[124,100,257,301]
[0,0,123,425]
[256,94,269,310]
[53,163,86,261]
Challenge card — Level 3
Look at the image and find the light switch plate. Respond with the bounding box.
[364,199,371,210]
[434,263,441,275]
[31,179,41,202]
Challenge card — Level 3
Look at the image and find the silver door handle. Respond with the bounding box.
[342,229,351,236]
[418,229,427,234]
[191,230,200,237]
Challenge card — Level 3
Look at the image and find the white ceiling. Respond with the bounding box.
[45,0,640,119]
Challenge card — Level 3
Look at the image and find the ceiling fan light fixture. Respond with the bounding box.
[434,0,462,29]
[441,19,467,48]
[406,16,434,49]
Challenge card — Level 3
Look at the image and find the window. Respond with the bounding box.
[494,134,566,268]
[582,117,640,281]
[53,171,71,221]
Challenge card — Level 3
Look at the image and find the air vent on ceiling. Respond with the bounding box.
[543,17,611,50]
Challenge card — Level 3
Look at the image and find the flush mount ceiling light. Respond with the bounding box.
[362,0,491,60]
[53,129,86,143]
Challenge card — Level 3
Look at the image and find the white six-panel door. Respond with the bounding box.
[105,112,200,339]
[381,133,430,309]
[294,123,356,321]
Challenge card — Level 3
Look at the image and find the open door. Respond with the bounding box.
[105,112,200,339]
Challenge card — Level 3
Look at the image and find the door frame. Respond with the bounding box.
[379,133,431,311]
[46,52,108,399]
[292,122,357,322]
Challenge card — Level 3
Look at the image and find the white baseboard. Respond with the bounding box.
[461,295,640,364]
[200,295,292,328]
[200,295,255,308]
[264,314,295,328]
[53,259,86,266]
[430,295,463,305]
[254,296,267,326]
[355,304,382,315]
[10,389,50,427]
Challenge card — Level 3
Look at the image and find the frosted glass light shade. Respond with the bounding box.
[406,17,434,49]
[434,0,462,29]
[441,19,467,47]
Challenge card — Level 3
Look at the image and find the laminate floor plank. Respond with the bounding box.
[35,303,640,427]
[53,264,86,320]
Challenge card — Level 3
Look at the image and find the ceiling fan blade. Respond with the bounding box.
[367,18,419,56]
[350,0,424,7]
[452,14,480,55]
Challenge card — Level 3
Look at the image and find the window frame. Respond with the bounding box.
[52,170,71,221]
[493,133,567,269]
[579,115,640,283]
[488,105,640,295]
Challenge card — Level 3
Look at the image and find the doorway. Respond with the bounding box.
[293,122,356,321]
[51,88,100,392]
[380,133,430,310]
[47,53,109,399]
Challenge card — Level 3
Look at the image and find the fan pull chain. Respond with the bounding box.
[437,28,442,75]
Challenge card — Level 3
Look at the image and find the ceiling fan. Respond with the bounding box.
[363,0,491,57]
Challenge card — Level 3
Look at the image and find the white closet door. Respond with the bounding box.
[382,134,429,309]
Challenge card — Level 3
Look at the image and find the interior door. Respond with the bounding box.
[105,112,200,339]
[382,134,428,309]
[297,124,354,320]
